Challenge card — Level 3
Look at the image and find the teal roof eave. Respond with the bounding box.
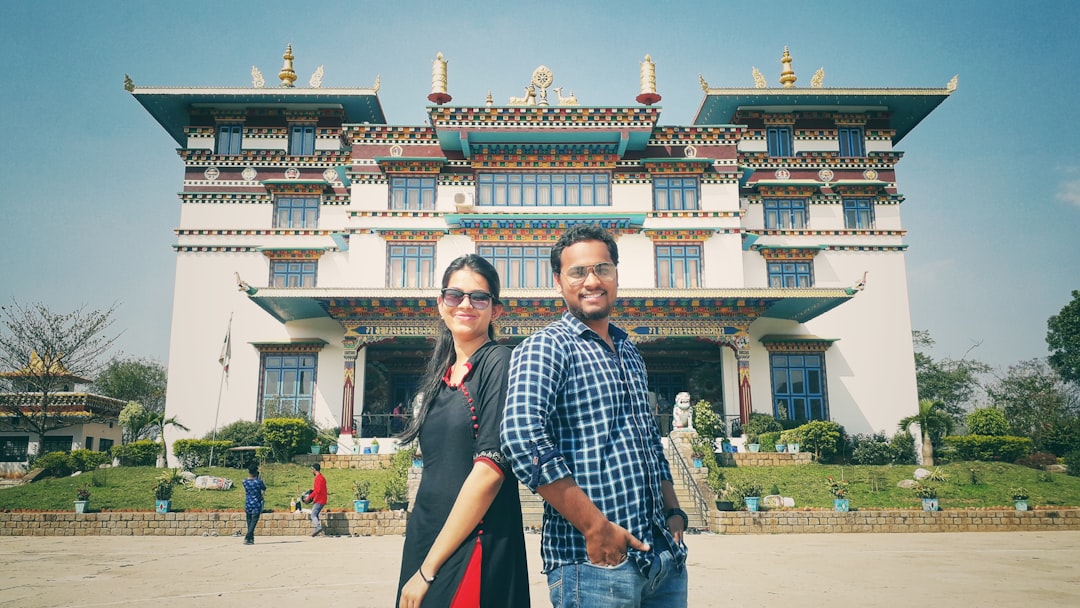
[249,296,331,323]
[692,87,954,143]
[129,87,387,146]
[436,126,652,157]
[260,179,329,185]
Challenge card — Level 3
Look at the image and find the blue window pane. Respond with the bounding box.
[767,259,814,288]
[388,243,435,288]
[275,197,319,228]
[261,352,318,420]
[479,245,552,288]
[270,260,317,288]
[656,244,702,288]
[653,176,701,211]
[770,353,827,421]
[389,176,436,210]
[216,124,242,155]
[843,198,874,229]
[767,127,792,157]
[838,127,866,157]
[475,172,610,206]
[289,125,315,155]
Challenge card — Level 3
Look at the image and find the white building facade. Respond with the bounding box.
[129,49,954,455]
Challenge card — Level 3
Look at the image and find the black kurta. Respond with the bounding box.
[396,342,530,607]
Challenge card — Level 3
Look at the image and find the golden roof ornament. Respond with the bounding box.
[428,52,451,104]
[373,74,381,93]
[278,44,297,88]
[123,74,134,92]
[698,74,709,92]
[531,65,554,106]
[811,67,825,88]
[947,74,959,92]
[485,91,493,107]
[636,55,661,105]
[751,67,767,88]
[251,66,265,88]
[309,65,324,88]
[779,47,797,88]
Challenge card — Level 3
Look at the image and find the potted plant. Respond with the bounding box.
[310,435,323,455]
[738,479,764,512]
[352,479,372,513]
[383,471,409,510]
[745,432,761,453]
[913,482,938,511]
[1011,487,1030,511]
[370,438,380,454]
[690,437,710,468]
[74,486,90,513]
[706,468,735,511]
[154,469,181,513]
[827,476,850,512]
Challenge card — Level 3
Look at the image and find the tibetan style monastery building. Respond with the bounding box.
[128,47,955,454]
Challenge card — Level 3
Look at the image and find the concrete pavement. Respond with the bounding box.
[1,530,1078,607]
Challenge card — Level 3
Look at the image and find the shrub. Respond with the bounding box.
[261,418,315,462]
[889,431,918,465]
[1015,452,1059,470]
[966,407,1009,436]
[759,431,782,451]
[111,440,160,466]
[1036,418,1080,456]
[744,412,782,444]
[34,451,74,477]
[692,400,726,444]
[69,449,110,472]
[210,420,263,447]
[912,482,938,499]
[1064,451,1080,478]
[942,435,1033,462]
[798,420,845,460]
[850,432,893,465]
[172,439,234,469]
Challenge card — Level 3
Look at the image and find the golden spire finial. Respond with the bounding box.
[428,52,452,104]
[636,54,661,105]
[278,44,297,88]
[485,90,494,107]
[779,47,797,88]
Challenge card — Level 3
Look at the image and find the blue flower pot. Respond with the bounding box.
[745,496,760,512]
[353,499,370,513]
[834,498,850,512]
[155,499,170,514]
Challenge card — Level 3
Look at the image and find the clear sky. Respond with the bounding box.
[2,0,1077,372]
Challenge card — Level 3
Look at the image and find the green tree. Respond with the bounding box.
[965,407,1009,436]
[118,401,157,443]
[1047,289,1080,384]
[0,301,119,454]
[912,330,989,420]
[898,398,955,466]
[93,357,167,414]
[985,359,1079,450]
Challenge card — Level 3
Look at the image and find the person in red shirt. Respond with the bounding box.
[309,463,328,536]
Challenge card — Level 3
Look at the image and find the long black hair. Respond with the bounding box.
[396,254,502,444]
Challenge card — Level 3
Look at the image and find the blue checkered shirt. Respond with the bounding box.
[501,312,684,574]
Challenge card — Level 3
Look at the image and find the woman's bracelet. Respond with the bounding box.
[419,566,437,585]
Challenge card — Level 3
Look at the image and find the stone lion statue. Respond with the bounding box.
[672,391,693,429]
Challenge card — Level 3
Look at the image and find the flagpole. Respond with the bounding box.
[209,313,232,467]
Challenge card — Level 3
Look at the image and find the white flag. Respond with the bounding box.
[218,319,232,374]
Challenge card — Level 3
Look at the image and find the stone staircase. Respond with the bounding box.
[514,434,711,531]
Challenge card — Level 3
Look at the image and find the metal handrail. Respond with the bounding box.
[667,436,711,530]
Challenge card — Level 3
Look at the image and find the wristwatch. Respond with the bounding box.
[665,508,689,530]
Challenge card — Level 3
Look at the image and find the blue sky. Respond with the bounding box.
[2,0,1078,374]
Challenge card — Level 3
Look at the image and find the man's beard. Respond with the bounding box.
[567,301,611,324]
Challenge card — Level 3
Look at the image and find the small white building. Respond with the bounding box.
[128,48,954,455]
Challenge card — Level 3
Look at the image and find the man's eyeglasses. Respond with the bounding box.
[562,262,617,284]
[440,288,494,310]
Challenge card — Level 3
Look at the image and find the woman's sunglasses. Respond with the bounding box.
[440,288,494,310]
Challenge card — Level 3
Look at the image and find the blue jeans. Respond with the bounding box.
[245,510,261,541]
[310,502,324,530]
[546,546,687,608]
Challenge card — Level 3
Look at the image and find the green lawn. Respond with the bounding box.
[1,461,1078,513]
[714,461,1080,509]
[0,464,392,513]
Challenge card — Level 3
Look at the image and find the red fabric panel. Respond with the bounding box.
[450,537,482,608]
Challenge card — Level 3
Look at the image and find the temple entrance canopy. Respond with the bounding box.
[247,286,854,433]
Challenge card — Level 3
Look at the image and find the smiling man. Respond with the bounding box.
[501,224,688,608]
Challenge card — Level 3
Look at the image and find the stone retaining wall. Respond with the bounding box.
[716,452,814,466]
[292,453,395,469]
[711,508,1080,534]
[0,509,407,537]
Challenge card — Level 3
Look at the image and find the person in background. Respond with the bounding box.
[501,224,689,607]
[309,463,327,537]
[394,254,529,608]
[242,464,266,545]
